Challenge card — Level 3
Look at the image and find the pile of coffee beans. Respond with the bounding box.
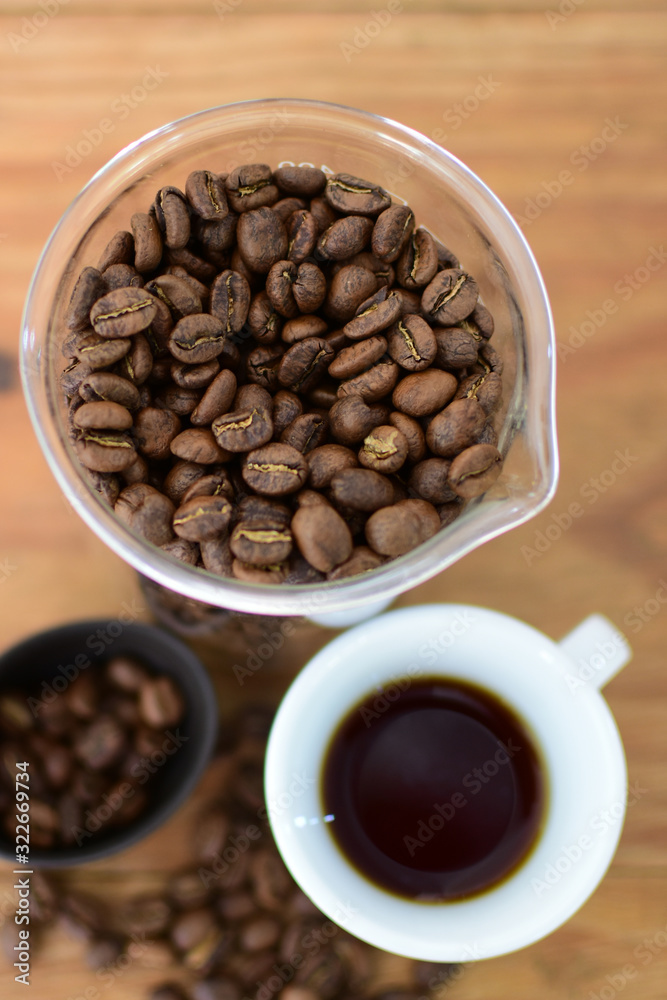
[61,163,504,583]
[0,656,185,849]
[1,705,458,1000]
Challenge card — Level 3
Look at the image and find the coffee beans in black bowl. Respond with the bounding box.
[0,620,218,866]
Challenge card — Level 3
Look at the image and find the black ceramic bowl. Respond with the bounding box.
[0,619,218,867]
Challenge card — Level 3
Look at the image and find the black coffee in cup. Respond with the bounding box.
[321,676,545,901]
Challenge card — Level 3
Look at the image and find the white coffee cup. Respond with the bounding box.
[264,604,631,961]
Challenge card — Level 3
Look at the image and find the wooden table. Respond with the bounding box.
[1,1,666,996]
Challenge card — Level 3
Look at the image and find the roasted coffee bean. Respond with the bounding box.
[275,165,326,198]
[307,379,340,410]
[98,229,134,271]
[327,335,387,379]
[455,368,502,415]
[329,467,395,511]
[326,545,384,580]
[61,360,94,397]
[266,260,299,318]
[234,383,273,414]
[200,536,234,577]
[433,325,479,369]
[392,368,458,417]
[145,273,202,319]
[162,537,200,565]
[154,186,191,249]
[166,244,217,284]
[294,488,330,509]
[292,262,326,313]
[273,197,307,224]
[478,420,498,447]
[281,314,328,344]
[170,428,231,464]
[365,497,440,556]
[278,337,334,394]
[479,341,503,375]
[342,286,401,342]
[226,163,278,213]
[138,675,185,729]
[190,368,238,426]
[74,332,131,369]
[326,265,378,323]
[447,443,503,498]
[408,458,457,504]
[66,266,105,330]
[115,483,175,545]
[317,216,374,261]
[348,251,395,288]
[388,410,426,463]
[169,313,226,364]
[210,269,251,336]
[371,204,415,263]
[337,359,399,403]
[173,494,233,541]
[232,560,288,584]
[308,195,338,234]
[281,412,327,454]
[163,461,207,504]
[421,268,479,325]
[182,470,233,504]
[131,211,163,272]
[426,397,486,457]
[467,301,495,338]
[291,504,353,572]
[396,227,439,289]
[74,715,126,770]
[102,262,143,292]
[247,290,282,344]
[387,315,437,371]
[74,428,136,472]
[240,914,282,952]
[286,209,318,264]
[107,656,149,692]
[114,331,154,385]
[171,357,220,390]
[73,400,133,430]
[328,395,389,446]
[272,389,302,438]
[242,443,308,496]
[134,406,181,460]
[238,496,292,528]
[237,207,288,273]
[230,521,293,566]
[193,213,238,259]
[186,170,229,220]
[153,384,201,416]
[79,371,141,409]
[212,407,273,453]
[358,424,408,474]
[246,344,284,391]
[325,172,391,216]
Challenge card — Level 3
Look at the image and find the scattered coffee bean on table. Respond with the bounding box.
[1,703,459,999]
[61,164,505,583]
[0,657,185,850]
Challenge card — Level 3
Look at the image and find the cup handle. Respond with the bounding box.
[558,613,632,689]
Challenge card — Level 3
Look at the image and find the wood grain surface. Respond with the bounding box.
[1,2,666,998]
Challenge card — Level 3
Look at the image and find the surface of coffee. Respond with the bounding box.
[322,677,544,901]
